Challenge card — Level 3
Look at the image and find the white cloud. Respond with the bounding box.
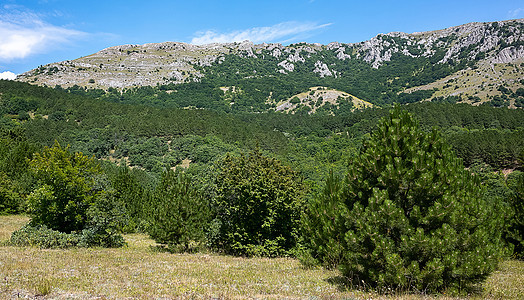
[0,71,16,80]
[190,21,332,45]
[508,8,523,18]
[0,10,85,61]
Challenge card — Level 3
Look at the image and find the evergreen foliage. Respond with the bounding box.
[0,129,39,200]
[211,149,306,257]
[108,166,150,233]
[0,172,19,214]
[506,171,524,258]
[301,170,345,269]
[0,79,522,262]
[148,169,209,252]
[303,107,507,293]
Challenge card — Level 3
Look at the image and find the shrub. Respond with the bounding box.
[147,169,209,252]
[27,141,105,232]
[79,194,127,248]
[211,148,306,257]
[24,141,125,247]
[303,107,506,293]
[10,224,80,248]
[290,96,300,104]
[10,196,126,249]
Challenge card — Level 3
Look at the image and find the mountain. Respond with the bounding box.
[17,19,524,110]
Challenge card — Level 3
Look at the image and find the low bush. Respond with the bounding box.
[211,149,306,257]
[79,194,127,248]
[10,224,80,248]
[23,142,126,248]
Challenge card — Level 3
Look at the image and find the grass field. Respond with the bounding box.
[1,215,522,299]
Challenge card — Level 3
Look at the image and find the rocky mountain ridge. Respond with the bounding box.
[16,19,524,108]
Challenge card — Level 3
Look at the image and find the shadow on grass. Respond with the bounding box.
[326,274,486,298]
[325,275,353,292]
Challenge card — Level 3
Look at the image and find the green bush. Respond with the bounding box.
[147,169,209,252]
[25,141,125,247]
[10,224,80,248]
[303,107,507,293]
[79,194,127,248]
[27,141,105,232]
[10,197,126,249]
[466,164,523,258]
[211,149,306,257]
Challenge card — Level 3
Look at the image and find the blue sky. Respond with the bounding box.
[1,0,523,78]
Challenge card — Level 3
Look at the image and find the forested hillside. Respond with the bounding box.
[17,19,524,112]
[2,72,524,294]
[2,80,522,176]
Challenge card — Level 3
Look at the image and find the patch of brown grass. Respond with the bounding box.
[480,259,524,299]
[0,214,29,242]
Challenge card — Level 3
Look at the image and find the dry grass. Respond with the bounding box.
[0,215,522,299]
[404,59,524,105]
[0,214,29,242]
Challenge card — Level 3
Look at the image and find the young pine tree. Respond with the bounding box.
[304,107,507,293]
[148,169,209,252]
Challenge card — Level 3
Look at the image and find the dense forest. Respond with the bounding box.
[1,79,523,293]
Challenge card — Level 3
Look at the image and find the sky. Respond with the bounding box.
[1,0,523,78]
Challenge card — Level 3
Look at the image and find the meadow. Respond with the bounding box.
[1,215,522,299]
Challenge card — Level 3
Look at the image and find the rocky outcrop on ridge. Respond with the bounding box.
[17,19,524,90]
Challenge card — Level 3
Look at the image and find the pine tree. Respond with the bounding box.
[304,106,506,293]
[148,169,209,252]
[506,172,524,258]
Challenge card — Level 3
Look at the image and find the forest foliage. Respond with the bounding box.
[0,79,523,294]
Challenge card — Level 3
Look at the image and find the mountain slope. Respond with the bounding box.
[17,19,524,109]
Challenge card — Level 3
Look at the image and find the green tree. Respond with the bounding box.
[301,170,345,269]
[304,107,506,293]
[27,141,106,233]
[212,149,306,257]
[506,171,524,258]
[79,192,127,248]
[148,169,209,251]
[109,167,149,232]
[0,172,19,214]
